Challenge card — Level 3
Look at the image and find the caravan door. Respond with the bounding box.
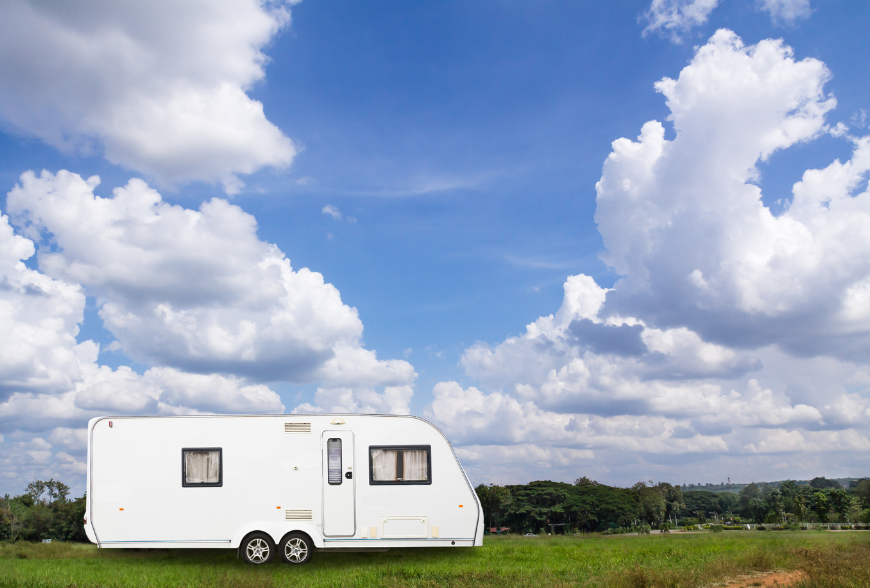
[322,430,356,536]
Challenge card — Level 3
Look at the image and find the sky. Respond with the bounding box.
[1,0,869,495]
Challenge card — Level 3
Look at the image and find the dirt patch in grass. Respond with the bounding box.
[723,571,806,588]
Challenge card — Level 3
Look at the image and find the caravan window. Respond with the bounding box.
[182,448,222,487]
[369,445,431,485]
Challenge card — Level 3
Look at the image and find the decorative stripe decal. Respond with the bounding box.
[100,540,231,544]
[323,538,472,542]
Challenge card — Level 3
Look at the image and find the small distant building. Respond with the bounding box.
[487,526,511,534]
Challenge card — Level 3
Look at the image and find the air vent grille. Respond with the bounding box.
[286,509,313,520]
[284,422,311,433]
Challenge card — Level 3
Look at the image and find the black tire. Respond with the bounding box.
[279,532,313,564]
[241,532,275,565]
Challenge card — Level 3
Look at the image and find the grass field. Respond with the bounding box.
[1,531,869,588]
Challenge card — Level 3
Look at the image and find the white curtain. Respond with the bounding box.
[403,450,428,481]
[185,450,219,484]
[371,449,397,481]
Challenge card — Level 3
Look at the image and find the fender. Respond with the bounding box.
[230,522,323,549]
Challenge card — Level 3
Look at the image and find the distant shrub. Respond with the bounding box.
[635,524,651,535]
[709,525,724,533]
[601,527,633,536]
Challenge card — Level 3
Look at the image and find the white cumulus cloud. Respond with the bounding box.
[0,213,88,399]
[642,0,719,43]
[757,0,811,25]
[0,0,297,193]
[596,30,870,360]
[6,170,415,391]
[428,30,870,486]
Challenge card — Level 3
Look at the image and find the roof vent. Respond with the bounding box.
[284,422,311,433]
[286,509,313,520]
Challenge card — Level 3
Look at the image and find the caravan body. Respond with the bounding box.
[84,414,483,561]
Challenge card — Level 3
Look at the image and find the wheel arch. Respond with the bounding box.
[278,529,315,547]
[231,522,323,549]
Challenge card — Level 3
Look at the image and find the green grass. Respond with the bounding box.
[1,532,868,587]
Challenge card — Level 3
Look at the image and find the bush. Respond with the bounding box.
[757,525,767,531]
[601,526,633,535]
[635,524,651,535]
[709,525,724,533]
[659,522,671,534]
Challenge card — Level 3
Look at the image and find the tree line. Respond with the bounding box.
[1,480,87,542]
[474,477,870,533]
[2,475,869,541]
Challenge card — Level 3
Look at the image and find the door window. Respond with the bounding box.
[327,438,342,485]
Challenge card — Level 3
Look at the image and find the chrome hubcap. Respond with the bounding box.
[285,538,308,563]
[246,538,270,563]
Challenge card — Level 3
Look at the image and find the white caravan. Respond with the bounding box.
[84,414,483,564]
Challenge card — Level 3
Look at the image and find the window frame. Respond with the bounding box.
[181,447,223,488]
[368,445,432,486]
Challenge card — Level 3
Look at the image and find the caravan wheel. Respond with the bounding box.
[242,533,275,565]
[280,532,313,564]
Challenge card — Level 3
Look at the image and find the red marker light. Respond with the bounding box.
[109,421,113,428]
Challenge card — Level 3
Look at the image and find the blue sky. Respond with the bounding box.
[1,0,869,493]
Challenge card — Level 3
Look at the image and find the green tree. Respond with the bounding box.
[811,492,831,523]
[655,482,686,525]
[1,495,26,541]
[809,477,841,490]
[475,484,511,528]
[2,480,87,542]
[716,492,739,518]
[779,480,798,513]
[848,498,863,524]
[739,483,762,516]
[634,483,666,526]
[793,495,808,522]
[765,488,785,523]
[828,489,850,522]
[748,497,767,523]
[856,480,870,509]
[25,480,46,504]
[51,493,87,542]
[47,480,70,505]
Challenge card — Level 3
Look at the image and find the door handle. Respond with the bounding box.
[345,471,353,479]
